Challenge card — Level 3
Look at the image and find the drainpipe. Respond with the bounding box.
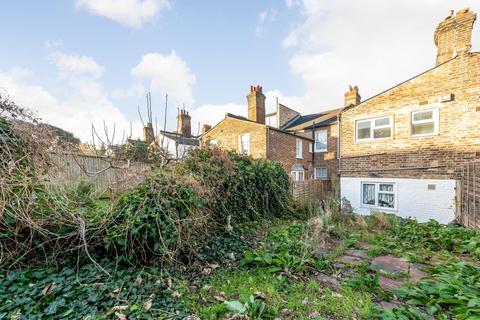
[311,121,315,179]
[337,114,342,213]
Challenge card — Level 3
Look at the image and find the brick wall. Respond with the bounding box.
[298,122,339,180]
[268,127,312,177]
[278,104,300,128]
[340,54,480,179]
[202,116,267,158]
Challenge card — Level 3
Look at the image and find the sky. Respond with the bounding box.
[0,0,479,142]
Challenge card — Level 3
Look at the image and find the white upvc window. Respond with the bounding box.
[361,182,396,209]
[238,134,250,155]
[356,116,392,141]
[314,167,328,180]
[291,170,305,182]
[411,109,439,137]
[296,138,303,159]
[314,129,327,152]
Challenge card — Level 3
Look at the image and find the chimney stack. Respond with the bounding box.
[177,108,192,137]
[434,8,476,66]
[247,85,266,124]
[344,85,361,107]
[143,123,155,144]
[201,124,212,134]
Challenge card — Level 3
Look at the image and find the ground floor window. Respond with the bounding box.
[291,170,305,182]
[314,167,328,180]
[361,182,395,209]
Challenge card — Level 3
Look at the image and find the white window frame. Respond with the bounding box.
[314,167,328,180]
[296,138,303,159]
[411,108,439,137]
[360,182,397,210]
[355,116,393,142]
[291,170,305,182]
[238,134,250,155]
[314,129,328,152]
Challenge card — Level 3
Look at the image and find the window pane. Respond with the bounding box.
[412,122,434,135]
[362,184,375,205]
[413,111,433,121]
[315,167,327,179]
[375,117,390,126]
[373,127,391,139]
[315,130,327,150]
[378,193,394,208]
[379,184,393,192]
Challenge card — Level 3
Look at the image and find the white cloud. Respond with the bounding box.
[49,51,104,78]
[131,51,196,106]
[0,53,142,143]
[256,8,278,37]
[44,39,63,49]
[75,0,170,28]
[190,103,245,129]
[284,0,480,112]
[285,0,301,9]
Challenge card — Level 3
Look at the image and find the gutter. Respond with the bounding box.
[311,121,315,179]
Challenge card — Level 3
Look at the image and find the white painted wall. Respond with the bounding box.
[340,177,457,224]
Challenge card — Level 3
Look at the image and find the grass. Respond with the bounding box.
[183,269,378,320]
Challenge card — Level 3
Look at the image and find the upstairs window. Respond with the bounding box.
[356,116,392,141]
[314,129,328,152]
[411,109,438,136]
[362,182,396,209]
[296,139,303,159]
[238,134,250,155]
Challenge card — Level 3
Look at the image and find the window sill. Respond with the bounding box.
[355,137,393,143]
[360,205,397,212]
[410,133,438,139]
[314,150,328,153]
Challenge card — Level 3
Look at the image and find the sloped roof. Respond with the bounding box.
[283,107,343,131]
[160,130,199,146]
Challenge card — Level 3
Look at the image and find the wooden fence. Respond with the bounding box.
[291,179,332,204]
[458,161,480,229]
[48,153,151,191]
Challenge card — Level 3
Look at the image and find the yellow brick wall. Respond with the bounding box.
[340,54,480,179]
[202,117,267,158]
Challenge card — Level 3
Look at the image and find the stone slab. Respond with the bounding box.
[344,249,369,259]
[379,276,403,291]
[337,254,365,266]
[370,255,409,275]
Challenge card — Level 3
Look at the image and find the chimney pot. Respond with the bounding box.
[344,85,361,107]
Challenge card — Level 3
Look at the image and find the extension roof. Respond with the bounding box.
[160,130,200,146]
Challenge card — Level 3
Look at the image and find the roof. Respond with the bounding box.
[160,131,199,146]
[283,107,343,131]
[202,113,313,141]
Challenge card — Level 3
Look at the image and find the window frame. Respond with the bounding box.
[355,116,393,142]
[314,167,328,180]
[410,108,439,137]
[360,181,397,210]
[296,138,303,159]
[238,134,250,155]
[314,129,328,152]
[291,170,305,182]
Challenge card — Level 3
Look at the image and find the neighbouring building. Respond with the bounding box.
[201,85,314,181]
[153,108,199,160]
[339,8,480,223]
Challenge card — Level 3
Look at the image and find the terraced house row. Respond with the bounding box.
[200,8,480,224]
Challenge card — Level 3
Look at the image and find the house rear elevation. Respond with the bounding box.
[339,8,480,223]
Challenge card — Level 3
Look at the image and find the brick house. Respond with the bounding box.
[339,8,480,223]
[201,86,313,180]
